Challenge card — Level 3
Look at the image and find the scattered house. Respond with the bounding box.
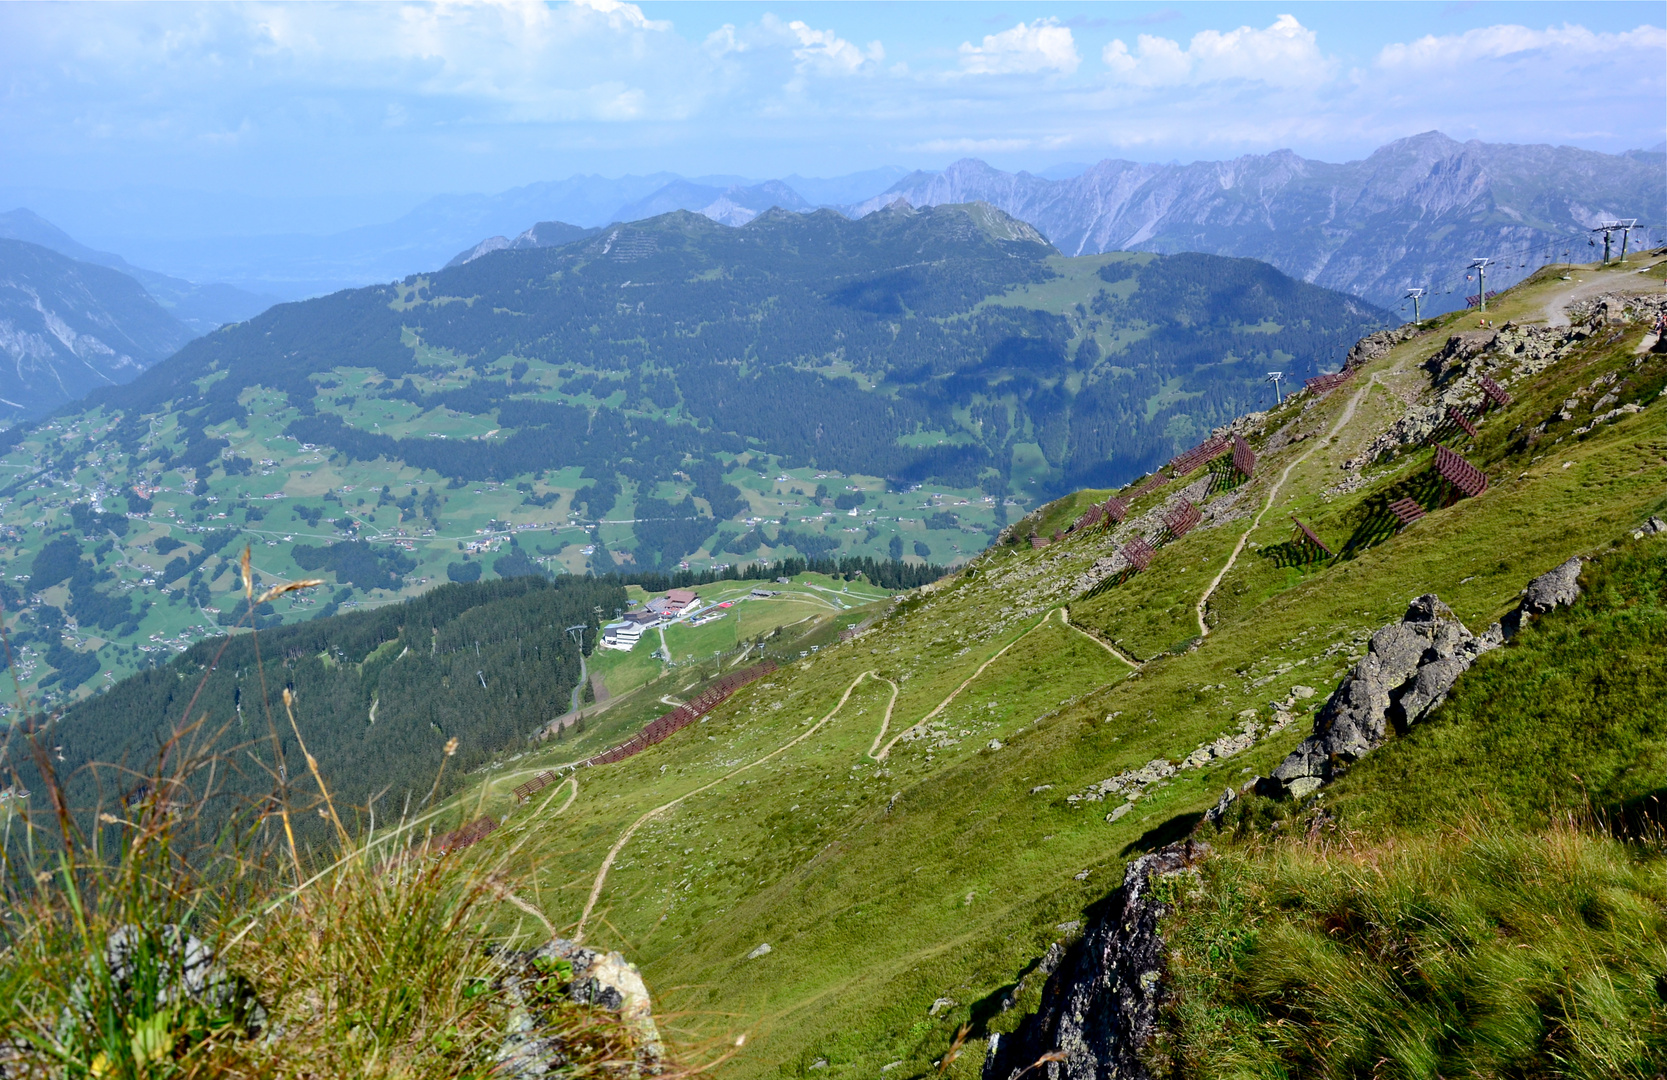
[751,588,778,598]
[645,588,699,618]
[602,621,645,651]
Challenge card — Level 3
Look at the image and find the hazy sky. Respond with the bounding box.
[2,0,1662,202]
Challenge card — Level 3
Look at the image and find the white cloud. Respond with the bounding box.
[568,0,671,34]
[1103,14,1332,88]
[959,19,1080,76]
[778,17,883,75]
[704,23,746,58]
[1376,22,1666,68]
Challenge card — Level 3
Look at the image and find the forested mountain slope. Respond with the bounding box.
[413,253,1665,1076]
[0,203,1381,700]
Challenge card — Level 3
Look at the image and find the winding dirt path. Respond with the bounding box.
[573,669,879,942]
[1194,376,1378,638]
[871,611,1054,761]
[533,774,579,818]
[1538,267,1658,327]
[864,675,901,759]
[1059,606,1141,669]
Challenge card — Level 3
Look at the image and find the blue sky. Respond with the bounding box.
[0,2,1661,218]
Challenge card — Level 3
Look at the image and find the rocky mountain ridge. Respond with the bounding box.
[851,133,1664,313]
[0,208,278,334]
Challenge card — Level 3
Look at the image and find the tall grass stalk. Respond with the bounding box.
[0,555,653,1077]
[1158,817,1667,1079]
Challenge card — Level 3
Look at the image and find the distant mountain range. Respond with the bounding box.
[438,133,1662,315]
[0,238,194,414]
[847,133,1665,313]
[20,134,1654,311]
[0,209,278,335]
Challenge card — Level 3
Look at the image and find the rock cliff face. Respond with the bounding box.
[850,133,1664,311]
[0,238,191,415]
[982,842,1209,1080]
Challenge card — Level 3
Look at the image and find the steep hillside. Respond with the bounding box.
[0,205,1381,698]
[853,133,1665,313]
[412,253,1664,1075]
[0,238,194,416]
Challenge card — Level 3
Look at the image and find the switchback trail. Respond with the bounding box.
[871,611,1054,761]
[1195,376,1378,637]
[573,669,880,942]
[864,675,901,759]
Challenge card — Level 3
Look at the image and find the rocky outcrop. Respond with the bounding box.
[982,842,1208,1080]
[1268,594,1495,799]
[1266,559,1585,800]
[492,938,662,1076]
[1344,325,1418,370]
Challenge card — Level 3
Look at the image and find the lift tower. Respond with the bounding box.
[1592,219,1637,265]
[1469,258,1491,313]
[1404,287,1426,325]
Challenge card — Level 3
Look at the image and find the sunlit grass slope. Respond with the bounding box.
[446,257,1666,1077]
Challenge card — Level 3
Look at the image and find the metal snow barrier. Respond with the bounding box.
[1448,406,1479,439]
[1122,536,1155,571]
[1163,499,1202,541]
[1433,445,1488,498]
[1231,433,1257,479]
[1305,369,1354,396]
[434,816,498,855]
[1478,375,1513,410]
[513,661,780,800]
[1388,498,1426,527]
[1167,436,1229,478]
[1290,516,1334,557]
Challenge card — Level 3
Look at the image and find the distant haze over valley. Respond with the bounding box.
[3,134,1660,315]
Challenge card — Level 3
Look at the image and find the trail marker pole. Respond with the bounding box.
[1404,287,1425,325]
[1469,259,1490,312]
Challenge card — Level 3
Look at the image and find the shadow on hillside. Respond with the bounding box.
[1606,786,1667,843]
[1340,468,1449,556]
[1207,455,1251,497]
[1080,566,1139,602]
[1120,810,1206,857]
[1255,540,1329,569]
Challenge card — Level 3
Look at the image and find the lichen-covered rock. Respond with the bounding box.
[982,842,1209,1080]
[492,938,662,1076]
[1344,324,1418,370]
[1265,559,1585,801]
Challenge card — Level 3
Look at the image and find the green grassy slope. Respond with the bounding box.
[437,258,1665,1075]
[1161,534,1667,1077]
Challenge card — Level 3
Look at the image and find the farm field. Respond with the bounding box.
[0,367,988,706]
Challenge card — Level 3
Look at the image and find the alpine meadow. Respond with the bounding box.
[0,2,1663,1077]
